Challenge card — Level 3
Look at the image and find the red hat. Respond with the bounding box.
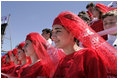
[96,3,116,13]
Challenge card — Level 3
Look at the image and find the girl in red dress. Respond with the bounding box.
[52,11,117,78]
[20,32,64,78]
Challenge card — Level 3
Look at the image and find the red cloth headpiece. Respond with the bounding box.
[12,48,18,56]
[52,11,117,76]
[7,50,12,61]
[26,32,65,77]
[12,48,19,62]
[1,55,7,66]
[18,42,25,50]
[96,3,116,13]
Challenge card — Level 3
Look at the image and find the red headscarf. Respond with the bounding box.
[1,55,7,67]
[12,48,18,59]
[12,48,22,65]
[17,42,25,50]
[52,11,117,77]
[12,48,18,56]
[1,50,14,76]
[26,32,65,77]
[6,50,12,64]
[95,3,116,13]
[17,41,32,64]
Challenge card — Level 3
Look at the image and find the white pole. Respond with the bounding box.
[7,14,12,50]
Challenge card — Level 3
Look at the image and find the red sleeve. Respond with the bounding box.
[83,49,107,78]
[90,20,108,40]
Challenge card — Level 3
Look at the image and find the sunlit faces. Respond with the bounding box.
[23,40,35,57]
[10,53,17,62]
[52,25,74,49]
[17,49,26,60]
[103,16,117,35]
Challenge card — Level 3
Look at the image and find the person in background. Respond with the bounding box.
[102,9,117,49]
[78,11,91,25]
[10,48,20,65]
[51,11,116,78]
[86,2,95,21]
[90,3,115,40]
[42,28,55,47]
[42,28,52,44]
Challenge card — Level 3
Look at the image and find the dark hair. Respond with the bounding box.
[78,11,90,22]
[78,11,88,15]
[86,2,95,9]
[74,38,79,46]
[102,10,117,20]
[42,28,52,38]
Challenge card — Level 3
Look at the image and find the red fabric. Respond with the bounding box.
[12,48,21,65]
[25,33,65,77]
[1,62,15,78]
[20,61,48,78]
[1,51,14,68]
[6,59,31,78]
[2,42,31,78]
[90,19,108,40]
[53,48,107,78]
[7,51,12,63]
[17,42,25,50]
[1,55,7,67]
[86,11,93,19]
[96,3,116,13]
[15,60,31,78]
[52,11,117,78]
[1,51,14,78]
[12,48,18,56]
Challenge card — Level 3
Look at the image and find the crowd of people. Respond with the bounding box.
[1,1,117,78]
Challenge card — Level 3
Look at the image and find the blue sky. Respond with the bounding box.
[1,1,112,53]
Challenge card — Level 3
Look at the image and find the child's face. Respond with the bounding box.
[103,16,117,35]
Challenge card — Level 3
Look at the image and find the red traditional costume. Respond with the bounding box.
[20,33,65,78]
[4,48,21,77]
[53,48,107,78]
[4,42,31,78]
[52,11,117,78]
[1,55,7,67]
[1,51,15,78]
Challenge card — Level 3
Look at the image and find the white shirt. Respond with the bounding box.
[107,34,117,49]
[47,38,55,47]
[47,38,52,44]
